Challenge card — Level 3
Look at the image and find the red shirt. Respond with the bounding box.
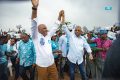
[94,38,112,60]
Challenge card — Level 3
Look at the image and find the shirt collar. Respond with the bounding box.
[74,34,82,39]
[39,33,45,38]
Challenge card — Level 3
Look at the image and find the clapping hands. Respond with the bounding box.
[58,10,65,24]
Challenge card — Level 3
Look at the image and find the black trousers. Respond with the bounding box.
[19,65,35,80]
[0,62,8,80]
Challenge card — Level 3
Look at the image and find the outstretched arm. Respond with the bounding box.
[31,0,39,39]
[31,0,39,20]
[49,10,65,37]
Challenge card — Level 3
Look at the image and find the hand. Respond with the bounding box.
[58,10,64,18]
[102,47,108,51]
[60,10,64,16]
[16,58,19,64]
[32,64,36,68]
[59,10,62,17]
[96,48,103,51]
[59,10,65,24]
[58,11,62,21]
[89,53,93,60]
[53,50,62,54]
[31,0,39,8]
[57,50,62,54]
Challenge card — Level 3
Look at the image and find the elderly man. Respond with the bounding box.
[62,22,93,80]
[31,0,63,80]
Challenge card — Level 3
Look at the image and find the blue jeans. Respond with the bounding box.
[69,61,88,80]
[19,65,35,80]
[0,61,8,80]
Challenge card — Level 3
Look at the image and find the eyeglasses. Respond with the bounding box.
[40,38,45,45]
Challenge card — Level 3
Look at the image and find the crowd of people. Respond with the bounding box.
[0,0,120,80]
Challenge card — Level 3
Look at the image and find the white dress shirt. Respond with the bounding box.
[58,35,68,57]
[31,18,59,67]
[63,25,92,65]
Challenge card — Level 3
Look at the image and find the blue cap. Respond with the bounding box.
[99,30,108,34]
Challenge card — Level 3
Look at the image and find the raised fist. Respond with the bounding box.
[59,10,64,17]
[31,0,39,8]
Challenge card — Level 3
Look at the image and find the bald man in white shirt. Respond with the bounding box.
[31,0,63,80]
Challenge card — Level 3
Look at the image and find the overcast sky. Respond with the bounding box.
[0,0,119,33]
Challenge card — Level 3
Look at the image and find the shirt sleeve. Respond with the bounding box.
[31,18,38,39]
[7,43,10,52]
[83,37,92,54]
[14,44,18,52]
[58,36,63,50]
[48,20,61,37]
[32,42,36,64]
[63,25,71,38]
[17,42,21,59]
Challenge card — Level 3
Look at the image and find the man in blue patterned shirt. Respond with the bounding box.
[0,36,8,80]
[17,33,36,80]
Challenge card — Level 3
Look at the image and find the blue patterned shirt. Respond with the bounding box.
[18,39,36,67]
[51,40,59,58]
[0,44,7,64]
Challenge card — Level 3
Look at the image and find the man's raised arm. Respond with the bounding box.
[49,10,64,37]
[31,0,39,19]
[31,0,39,39]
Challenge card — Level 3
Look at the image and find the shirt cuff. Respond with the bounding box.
[55,20,61,26]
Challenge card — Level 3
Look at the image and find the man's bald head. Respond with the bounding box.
[38,24,48,37]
